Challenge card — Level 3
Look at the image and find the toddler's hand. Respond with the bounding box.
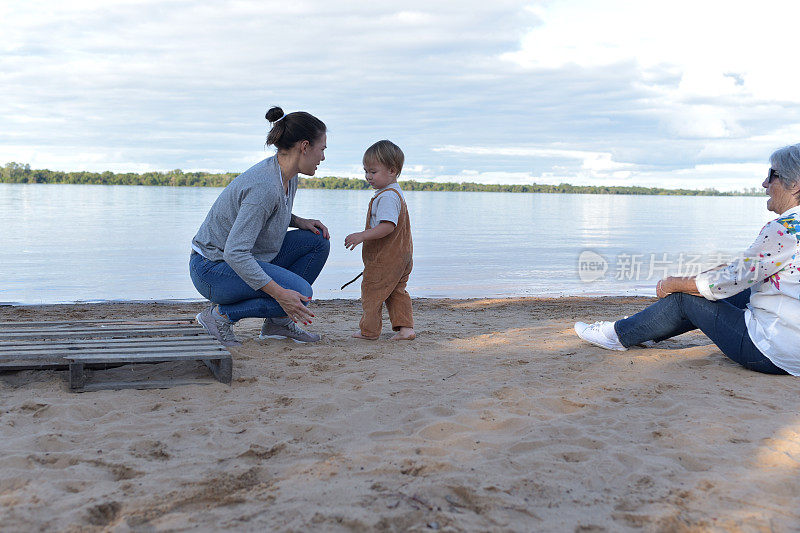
[344,232,364,250]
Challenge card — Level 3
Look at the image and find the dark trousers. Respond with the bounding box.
[614,289,787,374]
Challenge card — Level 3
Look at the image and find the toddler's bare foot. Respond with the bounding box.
[390,327,416,341]
[352,331,379,340]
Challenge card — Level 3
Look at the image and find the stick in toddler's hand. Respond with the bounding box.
[340,271,363,290]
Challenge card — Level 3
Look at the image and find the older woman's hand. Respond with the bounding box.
[656,278,671,298]
[656,276,701,298]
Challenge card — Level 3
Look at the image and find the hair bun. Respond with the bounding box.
[265,109,326,150]
[265,106,284,123]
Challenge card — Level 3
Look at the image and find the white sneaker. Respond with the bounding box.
[574,321,627,351]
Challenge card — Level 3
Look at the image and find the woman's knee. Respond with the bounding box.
[296,279,313,300]
[666,292,684,304]
[667,291,701,311]
[313,231,331,257]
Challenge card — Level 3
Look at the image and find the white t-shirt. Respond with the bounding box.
[369,182,404,228]
[695,205,800,375]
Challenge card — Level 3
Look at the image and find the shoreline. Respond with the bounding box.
[2,296,798,530]
[0,293,657,309]
[0,179,763,197]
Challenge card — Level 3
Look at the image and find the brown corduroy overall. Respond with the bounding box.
[359,187,414,338]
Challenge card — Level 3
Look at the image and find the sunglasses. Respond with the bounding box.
[768,168,783,183]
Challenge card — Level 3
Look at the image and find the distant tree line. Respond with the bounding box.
[0,162,237,187]
[1,162,763,196]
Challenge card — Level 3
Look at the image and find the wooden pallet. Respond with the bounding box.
[0,318,232,392]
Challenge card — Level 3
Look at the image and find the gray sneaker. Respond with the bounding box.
[196,305,241,347]
[259,318,321,343]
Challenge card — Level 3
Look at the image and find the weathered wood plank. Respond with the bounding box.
[0,327,207,340]
[203,357,233,384]
[1,360,68,370]
[0,344,225,358]
[74,379,217,392]
[66,351,229,363]
[0,349,234,362]
[0,318,195,327]
[0,336,219,350]
[0,361,130,371]
[69,362,85,389]
[0,324,202,334]
[2,320,202,331]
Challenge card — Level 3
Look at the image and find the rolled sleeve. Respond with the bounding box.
[694,273,720,301]
[695,220,798,300]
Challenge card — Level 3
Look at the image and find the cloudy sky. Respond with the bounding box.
[2,0,799,190]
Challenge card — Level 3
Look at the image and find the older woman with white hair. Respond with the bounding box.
[575,143,800,375]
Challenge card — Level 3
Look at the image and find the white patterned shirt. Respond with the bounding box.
[695,205,800,375]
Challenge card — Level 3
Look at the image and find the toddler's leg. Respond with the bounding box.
[386,263,415,340]
[355,270,388,339]
[354,298,382,340]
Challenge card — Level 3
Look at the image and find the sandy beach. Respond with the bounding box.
[1,296,799,531]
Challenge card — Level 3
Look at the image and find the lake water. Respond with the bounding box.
[0,183,772,304]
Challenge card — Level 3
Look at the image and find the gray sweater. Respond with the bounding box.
[192,155,297,290]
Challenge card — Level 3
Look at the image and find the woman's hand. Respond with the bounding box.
[344,232,365,250]
[656,278,671,298]
[261,281,315,324]
[294,216,330,239]
[274,288,315,324]
[656,276,701,298]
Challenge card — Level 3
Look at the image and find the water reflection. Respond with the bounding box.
[0,183,772,304]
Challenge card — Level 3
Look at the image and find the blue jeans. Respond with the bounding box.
[614,289,787,374]
[189,229,330,322]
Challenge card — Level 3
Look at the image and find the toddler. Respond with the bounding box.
[344,140,415,340]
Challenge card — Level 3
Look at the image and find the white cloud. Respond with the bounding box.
[506,0,800,102]
[433,144,639,182]
[429,144,769,191]
[1,0,798,190]
[503,0,800,146]
[433,145,635,171]
[659,105,742,139]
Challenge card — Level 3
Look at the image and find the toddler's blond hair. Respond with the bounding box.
[363,140,404,177]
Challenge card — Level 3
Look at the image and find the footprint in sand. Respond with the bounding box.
[275,396,294,407]
[491,386,525,402]
[368,429,404,439]
[668,453,712,472]
[681,358,712,368]
[418,421,472,441]
[129,440,170,461]
[86,501,121,527]
[508,440,548,453]
[537,397,589,414]
[560,451,588,463]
